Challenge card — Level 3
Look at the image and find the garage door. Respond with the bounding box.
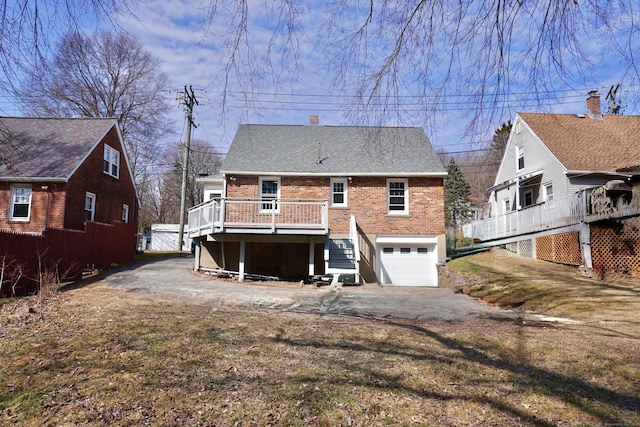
[378,244,437,286]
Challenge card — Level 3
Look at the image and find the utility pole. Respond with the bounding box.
[177,85,198,251]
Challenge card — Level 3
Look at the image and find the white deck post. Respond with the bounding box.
[308,238,315,276]
[239,237,246,282]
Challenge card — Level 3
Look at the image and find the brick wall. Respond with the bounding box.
[226,175,445,236]
[65,126,138,230]
[0,183,67,233]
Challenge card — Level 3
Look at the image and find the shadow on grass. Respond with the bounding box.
[270,316,639,426]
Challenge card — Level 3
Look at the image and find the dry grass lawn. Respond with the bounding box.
[1,250,639,426]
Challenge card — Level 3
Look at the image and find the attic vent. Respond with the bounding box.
[576,114,585,118]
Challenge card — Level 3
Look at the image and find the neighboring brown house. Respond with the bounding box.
[0,117,138,233]
[190,118,447,286]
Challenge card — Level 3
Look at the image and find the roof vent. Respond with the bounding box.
[576,114,586,118]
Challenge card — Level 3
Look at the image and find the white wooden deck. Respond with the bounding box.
[188,198,329,237]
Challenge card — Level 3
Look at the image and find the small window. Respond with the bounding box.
[544,183,554,208]
[400,247,411,254]
[330,178,348,207]
[387,179,408,214]
[503,197,511,213]
[122,204,129,223]
[104,144,120,178]
[417,247,429,254]
[259,177,280,211]
[516,145,525,171]
[9,185,32,221]
[85,192,96,222]
[209,192,222,200]
[383,247,394,254]
[523,189,534,207]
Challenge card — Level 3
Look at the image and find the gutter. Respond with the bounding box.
[221,171,448,178]
[0,177,68,183]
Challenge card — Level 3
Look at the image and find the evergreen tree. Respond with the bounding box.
[444,158,472,228]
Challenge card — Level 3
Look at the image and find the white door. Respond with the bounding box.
[378,245,438,286]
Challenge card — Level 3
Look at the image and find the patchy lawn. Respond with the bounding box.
[1,250,639,426]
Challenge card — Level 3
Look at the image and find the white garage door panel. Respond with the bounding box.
[379,245,438,286]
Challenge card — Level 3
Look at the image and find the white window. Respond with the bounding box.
[103,144,120,178]
[503,197,511,213]
[85,192,96,222]
[9,185,32,221]
[122,204,129,223]
[523,189,534,207]
[387,179,408,215]
[544,183,554,208]
[330,178,348,207]
[516,145,525,171]
[259,177,280,211]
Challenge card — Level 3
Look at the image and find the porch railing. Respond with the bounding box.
[188,198,329,237]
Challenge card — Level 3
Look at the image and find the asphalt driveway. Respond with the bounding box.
[100,254,516,322]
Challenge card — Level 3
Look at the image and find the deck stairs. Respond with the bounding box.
[323,237,361,285]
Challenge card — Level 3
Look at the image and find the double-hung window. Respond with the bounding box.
[516,144,525,171]
[9,185,32,221]
[122,204,129,223]
[387,179,408,215]
[259,177,280,211]
[104,144,120,178]
[330,178,348,207]
[85,192,96,222]
[523,189,534,207]
[544,183,554,208]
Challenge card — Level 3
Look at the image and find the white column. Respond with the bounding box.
[239,237,246,282]
[308,238,315,276]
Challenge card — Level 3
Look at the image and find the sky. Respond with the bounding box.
[2,1,639,160]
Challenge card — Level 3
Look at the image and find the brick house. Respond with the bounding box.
[0,117,138,233]
[189,118,447,286]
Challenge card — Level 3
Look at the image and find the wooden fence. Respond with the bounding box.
[0,222,136,296]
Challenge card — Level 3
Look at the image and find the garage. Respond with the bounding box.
[376,236,439,286]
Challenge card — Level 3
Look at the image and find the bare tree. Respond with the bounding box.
[141,140,223,227]
[20,30,173,183]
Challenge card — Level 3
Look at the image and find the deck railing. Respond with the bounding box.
[463,194,640,242]
[188,198,329,237]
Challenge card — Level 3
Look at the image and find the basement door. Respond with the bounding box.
[377,244,438,286]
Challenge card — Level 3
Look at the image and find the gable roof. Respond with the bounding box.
[0,117,117,181]
[519,113,640,173]
[222,124,446,176]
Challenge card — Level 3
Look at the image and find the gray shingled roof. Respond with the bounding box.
[222,124,446,175]
[0,117,117,180]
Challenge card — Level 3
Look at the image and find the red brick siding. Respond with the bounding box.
[225,175,445,235]
[0,183,67,233]
[65,127,138,230]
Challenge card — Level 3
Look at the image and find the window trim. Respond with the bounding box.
[523,189,534,207]
[85,192,96,222]
[544,183,554,208]
[387,178,409,215]
[103,144,120,179]
[259,176,280,212]
[9,185,32,221]
[516,144,525,171]
[122,204,129,223]
[330,177,348,208]
[503,197,511,213]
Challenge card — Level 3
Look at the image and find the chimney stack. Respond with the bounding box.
[309,114,319,126]
[586,90,602,119]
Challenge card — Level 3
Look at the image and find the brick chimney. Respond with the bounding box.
[309,114,319,126]
[586,90,602,118]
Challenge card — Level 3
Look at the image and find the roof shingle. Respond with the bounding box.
[0,117,116,180]
[519,113,640,172]
[222,124,445,175]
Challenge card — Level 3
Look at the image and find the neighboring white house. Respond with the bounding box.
[150,224,190,252]
[465,91,640,269]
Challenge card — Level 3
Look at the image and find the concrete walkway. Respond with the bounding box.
[100,254,517,322]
